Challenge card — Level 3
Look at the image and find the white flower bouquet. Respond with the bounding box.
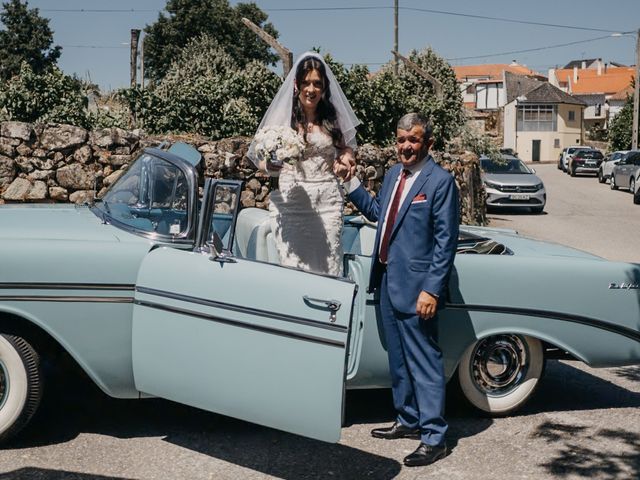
[253,125,305,168]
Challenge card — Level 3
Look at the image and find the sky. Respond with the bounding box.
[23,0,640,91]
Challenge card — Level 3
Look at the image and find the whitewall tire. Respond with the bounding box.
[0,334,42,443]
[458,334,544,415]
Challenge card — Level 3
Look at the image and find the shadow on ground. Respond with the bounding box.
[534,421,640,479]
[0,468,133,480]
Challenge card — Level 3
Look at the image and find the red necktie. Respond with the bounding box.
[379,169,409,264]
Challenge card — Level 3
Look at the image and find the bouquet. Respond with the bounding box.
[253,126,305,168]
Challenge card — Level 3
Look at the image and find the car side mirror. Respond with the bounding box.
[530,168,536,174]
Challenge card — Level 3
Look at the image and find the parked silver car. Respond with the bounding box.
[598,150,628,183]
[610,150,640,192]
[481,155,546,213]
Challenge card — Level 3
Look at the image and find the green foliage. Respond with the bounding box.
[608,95,638,151]
[143,0,279,82]
[323,48,464,148]
[0,62,89,127]
[121,34,281,137]
[0,0,61,81]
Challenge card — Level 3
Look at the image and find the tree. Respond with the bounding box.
[122,34,281,137]
[608,94,638,151]
[0,0,61,81]
[143,0,278,82]
[0,63,89,127]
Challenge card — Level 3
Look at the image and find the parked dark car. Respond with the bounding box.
[611,150,640,193]
[558,145,590,172]
[568,148,604,177]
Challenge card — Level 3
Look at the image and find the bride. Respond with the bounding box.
[248,52,360,276]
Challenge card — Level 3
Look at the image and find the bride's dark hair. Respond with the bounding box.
[291,56,344,149]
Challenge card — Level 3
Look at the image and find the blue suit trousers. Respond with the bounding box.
[379,270,447,446]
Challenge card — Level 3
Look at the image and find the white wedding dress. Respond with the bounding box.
[268,131,344,276]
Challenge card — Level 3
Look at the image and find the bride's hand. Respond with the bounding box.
[335,148,356,181]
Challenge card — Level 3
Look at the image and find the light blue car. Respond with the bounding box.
[1,144,639,444]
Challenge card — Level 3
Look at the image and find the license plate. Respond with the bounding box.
[586,161,596,166]
[510,194,530,200]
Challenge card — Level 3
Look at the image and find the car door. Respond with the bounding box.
[131,180,357,443]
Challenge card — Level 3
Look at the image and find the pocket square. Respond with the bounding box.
[412,193,427,203]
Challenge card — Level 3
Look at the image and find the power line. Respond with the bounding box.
[61,45,128,49]
[38,6,627,34]
[446,34,615,61]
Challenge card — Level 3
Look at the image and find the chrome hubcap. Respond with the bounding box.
[470,335,528,397]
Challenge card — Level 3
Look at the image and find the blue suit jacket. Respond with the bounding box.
[348,156,459,314]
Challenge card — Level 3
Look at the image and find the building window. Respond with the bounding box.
[554,138,560,148]
[568,110,575,121]
[517,104,557,131]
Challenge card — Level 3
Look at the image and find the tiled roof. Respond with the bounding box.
[504,71,586,106]
[610,84,634,101]
[554,67,636,94]
[563,59,598,69]
[453,64,541,81]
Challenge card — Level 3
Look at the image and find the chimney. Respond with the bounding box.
[548,68,558,87]
[597,58,602,75]
[605,62,608,74]
[509,59,518,66]
[581,60,587,69]
[573,66,578,84]
[567,75,572,94]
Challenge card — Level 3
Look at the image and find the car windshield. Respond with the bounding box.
[575,150,603,159]
[481,158,531,174]
[94,153,190,236]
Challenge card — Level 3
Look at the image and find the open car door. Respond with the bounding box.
[132,180,357,443]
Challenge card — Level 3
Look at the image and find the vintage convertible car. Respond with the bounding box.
[1,144,639,444]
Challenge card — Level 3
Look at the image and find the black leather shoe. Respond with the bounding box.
[403,442,447,467]
[371,422,420,440]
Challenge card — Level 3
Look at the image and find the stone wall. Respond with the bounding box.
[0,121,486,225]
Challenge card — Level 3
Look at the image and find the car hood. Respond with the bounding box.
[0,204,124,242]
[461,226,603,260]
[482,173,543,186]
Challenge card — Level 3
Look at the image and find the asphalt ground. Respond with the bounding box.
[0,163,639,479]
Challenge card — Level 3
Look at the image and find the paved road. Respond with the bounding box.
[488,163,640,263]
[1,163,639,479]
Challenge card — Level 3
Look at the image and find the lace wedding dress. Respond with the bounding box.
[268,131,344,276]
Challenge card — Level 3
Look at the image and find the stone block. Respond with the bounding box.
[39,124,88,151]
[56,164,95,190]
[69,190,95,204]
[3,177,31,200]
[0,121,33,141]
[49,186,69,201]
[74,145,93,164]
[26,181,48,200]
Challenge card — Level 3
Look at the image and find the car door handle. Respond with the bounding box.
[303,295,341,323]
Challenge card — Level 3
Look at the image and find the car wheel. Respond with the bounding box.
[598,170,605,183]
[570,165,576,177]
[634,185,640,205]
[458,334,544,415]
[0,334,42,443]
[611,175,618,190]
[629,177,635,194]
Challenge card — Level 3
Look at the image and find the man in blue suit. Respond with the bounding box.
[341,113,459,467]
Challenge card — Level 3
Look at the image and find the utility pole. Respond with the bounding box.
[241,17,292,78]
[140,34,145,91]
[394,0,399,75]
[130,29,141,88]
[633,28,640,149]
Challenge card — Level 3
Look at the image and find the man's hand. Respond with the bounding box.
[416,291,438,319]
[334,148,356,181]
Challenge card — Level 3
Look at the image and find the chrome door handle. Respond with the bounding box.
[303,295,341,322]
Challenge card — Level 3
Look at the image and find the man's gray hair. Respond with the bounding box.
[397,113,433,140]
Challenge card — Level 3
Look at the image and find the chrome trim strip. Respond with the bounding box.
[0,283,135,291]
[135,300,346,348]
[0,295,133,303]
[136,286,348,333]
[446,303,640,343]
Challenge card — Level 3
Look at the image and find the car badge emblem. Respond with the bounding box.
[608,282,640,290]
